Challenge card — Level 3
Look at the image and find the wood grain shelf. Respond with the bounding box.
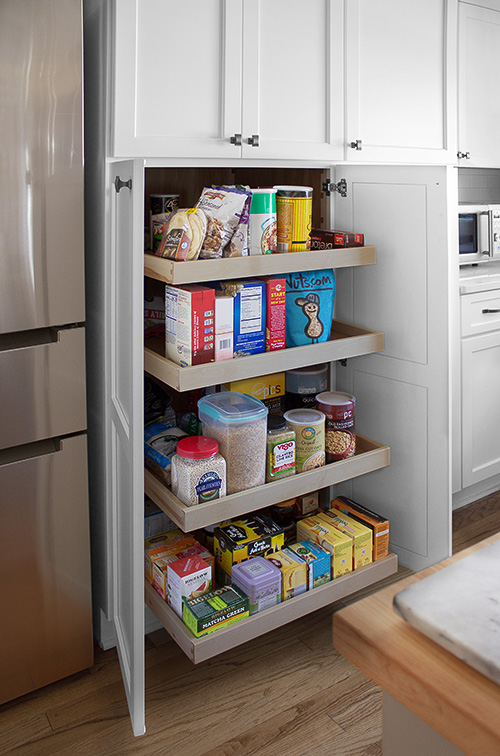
[144,246,376,285]
[145,552,398,664]
[145,434,390,532]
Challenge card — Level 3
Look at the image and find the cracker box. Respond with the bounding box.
[258,276,286,351]
[166,555,212,618]
[287,540,330,589]
[165,284,215,366]
[331,496,389,561]
[223,372,284,415]
[296,515,352,579]
[215,280,265,356]
[182,585,249,637]
[266,548,307,600]
[309,228,365,249]
[318,510,373,570]
[214,293,234,361]
[214,514,285,585]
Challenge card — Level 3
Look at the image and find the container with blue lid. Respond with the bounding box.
[197,391,268,494]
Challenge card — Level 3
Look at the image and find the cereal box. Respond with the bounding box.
[318,510,372,570]
[166,555,212,618]
[287,541,330,589]
[165,284,215,366]
[296,514,352,579]
[266,548,307,600]
[215,280,265,356]
[182,585,249,637]
[223,372,284,415]
[214,514,285,585]
[330,496,389,561]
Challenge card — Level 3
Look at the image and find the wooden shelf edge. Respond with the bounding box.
[145,434,390,532]
[144,246,377,285]
[144,552,398,664]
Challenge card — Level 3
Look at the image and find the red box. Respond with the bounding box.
[165,284,215,366]
[310,229,364,249]
[259,277,286,351]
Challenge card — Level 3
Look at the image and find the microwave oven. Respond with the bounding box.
[458,204,500,265]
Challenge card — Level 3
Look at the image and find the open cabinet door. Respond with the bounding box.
[333,165,455,571]
[108,160,145,735]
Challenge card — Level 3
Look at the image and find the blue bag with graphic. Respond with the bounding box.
[285,269,335,346]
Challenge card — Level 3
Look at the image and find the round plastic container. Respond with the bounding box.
[266,414,296,482]
[283,408,325,472]
[197,391,268,494]
[170,436,226,506]
[249,188,277,255]
[315,391,356,462]
[284,363,329,412]
[274,185,313,252]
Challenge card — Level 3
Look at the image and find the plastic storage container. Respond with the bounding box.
[170,436,226,506]
[284,364,329,412]
[197,391,268,494]
[315,391,356,462]
[283,408,325,472]
[231,556,282,614]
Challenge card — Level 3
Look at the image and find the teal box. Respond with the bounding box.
[287,540,331,589]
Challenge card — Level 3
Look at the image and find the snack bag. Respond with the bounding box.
[285,269,335,347]
[196,186,249,258]
[155,208,207,261]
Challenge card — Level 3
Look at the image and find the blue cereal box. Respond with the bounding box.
[287,540,331,589]
[215,279,266,356]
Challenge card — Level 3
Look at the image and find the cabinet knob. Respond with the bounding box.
[247,134,260,147]
[349,139,362,151]
[482,308,500,313]
[457,151,470,159]
[230,133,242,146]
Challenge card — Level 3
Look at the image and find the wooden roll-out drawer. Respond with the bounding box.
[461,289,500,337]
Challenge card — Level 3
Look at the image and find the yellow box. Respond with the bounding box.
[265,548,307,600]
[223,372,284,413]
[296,515,352,579]
[214,515,285,584]
[318,511,373,570]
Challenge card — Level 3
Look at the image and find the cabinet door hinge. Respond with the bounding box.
[322,178,348,198]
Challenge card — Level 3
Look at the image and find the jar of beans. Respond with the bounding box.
[315,392,355,463]
[171,436,226,506]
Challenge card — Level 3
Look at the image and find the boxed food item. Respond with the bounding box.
[144,421,187,484]
[214,293,234,361]
[318,510,372,570]
[296,514,352,579]
[152,553,183,598]
[214,514,285,585]
[293,490,320,518]
[165,284,215,366]
[182,584,249,637]
[144,530,193,582]
[215,280,265,356]
[146,537,196,584]
[309,228,365,249]
[176,541,215,573]
[223,372,284,415]
[331,496,389,561]
[287,540,330,589]
[266,548,307,600]
[144,497,177,538]
[258,277,286,351]
[144,290,165,339]
[166,555,212,618]
[231,556,282,614]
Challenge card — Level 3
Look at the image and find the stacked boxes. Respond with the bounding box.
[287,541,330,589]
[296,514,352,579]
[165,284,215,366]
[319,510,372,570]
[330,496,389,561]
[309,229,364,249]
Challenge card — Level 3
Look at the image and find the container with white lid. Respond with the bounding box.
[197,391,268,494]
[315,391,356,462]
[231,556,282,614]
[283,408,325,472]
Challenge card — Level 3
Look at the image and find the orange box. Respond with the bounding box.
[144,532,195,582]
[330,496,389,561]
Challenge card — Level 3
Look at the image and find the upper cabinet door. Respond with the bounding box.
[345,0,457,164]
[458,2,500,168]
[112,0,243,159]
[240,0,344,161]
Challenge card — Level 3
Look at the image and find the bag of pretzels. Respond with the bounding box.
[196,185,250,259]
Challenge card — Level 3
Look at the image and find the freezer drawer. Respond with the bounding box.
[0,434,93,704]
[0,326,86,450]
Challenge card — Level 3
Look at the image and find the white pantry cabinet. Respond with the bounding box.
[111,0,344,161]
[458,0,500,167]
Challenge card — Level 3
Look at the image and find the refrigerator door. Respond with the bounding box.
[0,327,87,450]
[0,0,85,335]
[0,434,93,704]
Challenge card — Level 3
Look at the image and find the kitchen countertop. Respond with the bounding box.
[460,261,500,294]
[333,533,500,756]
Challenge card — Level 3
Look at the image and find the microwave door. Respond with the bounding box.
[479,211,491,256]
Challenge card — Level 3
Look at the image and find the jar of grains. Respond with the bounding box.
[266,415,296,482]
[170,436,226,507]
[315,391,355,463]
[283,408,326,472]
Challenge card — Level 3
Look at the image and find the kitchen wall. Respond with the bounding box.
[458,168,500,203]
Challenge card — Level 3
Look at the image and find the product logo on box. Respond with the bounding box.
[301,426,317,440]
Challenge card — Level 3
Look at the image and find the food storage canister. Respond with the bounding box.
[274,185,313,252]
[197,391,268,494]
[249,188,277,255]
[284,363,329,411]
[170,436,226,506]
[231,557,282,614]
[283,408,325,472]
[315,391,356,462]
[266,415,296,482]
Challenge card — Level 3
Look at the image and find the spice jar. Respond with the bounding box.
[315,391,355,463]
[171,436,226,507]
[266,415,296,482]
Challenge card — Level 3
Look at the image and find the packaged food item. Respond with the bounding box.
[315,391,356,462]
[176,542,215,573]
[144,422,187,484]
[266,548,307,600]
[214,514,285,584]
[144,531,194,582]
[249,188,277,255]
[198,392,268,494]
[226,187,252,257]
[214,294,234,361]
[287,541,331,589]
[269,499,297,544]
[330,496,389,561]
[285,269,335,347]
[144,290,165,339]
[165,284,215,366]
[155,208,207,261]
[266,416,296,482]
[196,186,250,258]
[293,490,320,518]
[165,555,212,617]
[144,497,177,538]
[215,279,266,356]
[258,276,286,351]
[150,194,180,250]
[223,372,284,415]
[318,510,372,570]
[144,375,173,425]
[231,557,282,614]
[274,185,313,252]
[150,213,170,253]
[309,228,364,249]
[285,364,329,412]
[296,515,352,579]
[283,408,325,472]
[171,436,226,507]
[182,585,249,637]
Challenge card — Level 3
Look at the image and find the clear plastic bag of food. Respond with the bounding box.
[155,208,207,261]
[196,186,249,258]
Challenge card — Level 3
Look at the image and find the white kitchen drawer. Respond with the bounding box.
[461,290,500,337]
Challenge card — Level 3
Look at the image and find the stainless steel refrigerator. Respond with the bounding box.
[0,0,93,704]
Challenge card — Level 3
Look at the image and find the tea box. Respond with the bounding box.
[330,496,389,561]
[231,557,282,614]
[166,555,212,618]
[182,585,249,637]
[287,541,330,589]
[318,511,372,570]
[265,548,307,600]
[214,514,285,584]
[296,514,352,579]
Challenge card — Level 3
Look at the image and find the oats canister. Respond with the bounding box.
[315,391,356,462]
[170,436,226,506]
[283,408,325,472]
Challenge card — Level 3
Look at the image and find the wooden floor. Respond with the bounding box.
[2,493,500,756]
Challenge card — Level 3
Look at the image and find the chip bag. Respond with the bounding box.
[285,269,336,347]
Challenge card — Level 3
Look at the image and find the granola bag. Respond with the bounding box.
[196,186,249,258]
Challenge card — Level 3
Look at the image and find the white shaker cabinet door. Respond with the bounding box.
[240,0,344,161]
[111,0,243,159]
[458,2,500,168]
[345,0,457,164]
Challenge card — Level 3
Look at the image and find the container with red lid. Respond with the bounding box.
[315,391,356,462]
[171,436,226,506]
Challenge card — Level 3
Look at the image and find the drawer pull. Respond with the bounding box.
[481,308,500,314]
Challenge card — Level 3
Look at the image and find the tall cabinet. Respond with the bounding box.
[83,0,455,736]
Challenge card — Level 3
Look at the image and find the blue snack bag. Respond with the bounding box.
[285,269,335,346]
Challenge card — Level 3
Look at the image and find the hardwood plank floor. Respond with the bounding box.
[1,492,499,756]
